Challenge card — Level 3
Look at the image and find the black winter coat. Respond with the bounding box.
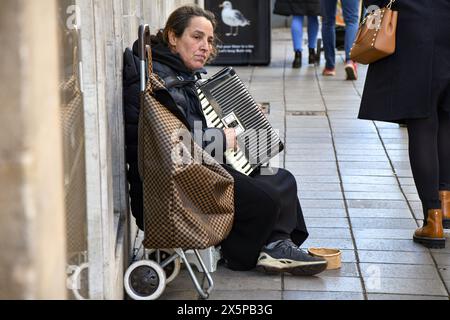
[273,0,321,16]
[123,46,144,229]
[359,0,450,123]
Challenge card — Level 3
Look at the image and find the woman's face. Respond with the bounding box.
[169,16,214,71]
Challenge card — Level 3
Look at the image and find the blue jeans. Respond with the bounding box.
[320,0,360,69]
[291,16,319,52]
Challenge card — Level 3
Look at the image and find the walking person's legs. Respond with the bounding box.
[407,109,445,248]
[341,0,360,80]
[291,15,304,68]
[320,0,337,75]
[307,16,319,64]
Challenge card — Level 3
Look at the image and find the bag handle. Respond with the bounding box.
[138,24,153,92]
[360,0,396,27]
[386,0,396,9]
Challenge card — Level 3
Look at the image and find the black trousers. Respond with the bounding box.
[220,166,309,271]
[406,85,450,220]
[407,107,450,220]
[406,8,450,221]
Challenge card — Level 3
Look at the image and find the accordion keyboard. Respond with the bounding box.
[196,67,284,176]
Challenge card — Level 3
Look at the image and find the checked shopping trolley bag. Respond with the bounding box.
[138,66,235,250]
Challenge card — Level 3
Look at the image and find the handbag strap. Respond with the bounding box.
[387,0,396,9]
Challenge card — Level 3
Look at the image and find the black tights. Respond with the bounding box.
[407,108,450,220]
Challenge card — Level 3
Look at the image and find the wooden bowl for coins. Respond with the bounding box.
[308,248,342,270]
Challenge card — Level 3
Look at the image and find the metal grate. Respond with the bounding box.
[287,111,327,116]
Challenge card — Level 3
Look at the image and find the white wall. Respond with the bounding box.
[0,0,66,299]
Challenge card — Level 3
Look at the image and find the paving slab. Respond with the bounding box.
[299,191,343,200]
[295,176,341,183]
[357,250,434,265]
[307,227,352,239]
[346,200,409,209]
[353,228,415,240]
[284,276,363,293]
[285,143,333,149]
[301,199,346,209]
[302,208,348,218]
[364,278,448,296]
[359,263,441,280]
[321,263,360,278]
[431,253,450,266]
[211,267,282,291]
[339,162,392,169]
[438,266,450,280]
[367,294,448,300]
[298,183,342,192]
[304,218,350,228]
[341,176,398,185]
[337,155,390,162]
[345,192,405,200]
[348,208,414,219]
[340,169,396,177]
[350,218,417,229]
[343,184,402,192]
[284,291,364,300]
[355,239,428,252]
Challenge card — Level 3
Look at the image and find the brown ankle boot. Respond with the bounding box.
[413,209,445,249]
[439,191,450,229]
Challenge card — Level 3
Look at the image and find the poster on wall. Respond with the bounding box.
[205,0,271,66]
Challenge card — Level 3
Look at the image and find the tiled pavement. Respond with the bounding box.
[159,29,450,300]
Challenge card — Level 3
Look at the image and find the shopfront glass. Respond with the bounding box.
[57,0,89,300]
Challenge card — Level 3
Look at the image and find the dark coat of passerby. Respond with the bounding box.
[359,0,450,249]
[273,0,321,16]
[123,5,328,275]
[359,0,450,122]
[273,0,321,68]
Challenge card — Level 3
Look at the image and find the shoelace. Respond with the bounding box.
[279,240,305,254]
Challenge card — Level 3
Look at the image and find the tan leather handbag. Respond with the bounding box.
[350,0,398,65]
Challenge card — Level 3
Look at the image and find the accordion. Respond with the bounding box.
[196,67,284,176]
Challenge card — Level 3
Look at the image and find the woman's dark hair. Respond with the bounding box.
[162,5,218,61]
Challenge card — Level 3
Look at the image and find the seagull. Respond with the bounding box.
[219,1,250,36]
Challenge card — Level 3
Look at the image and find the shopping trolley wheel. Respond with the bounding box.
[124,260,166,300]
[148,249,181,284]
[316,39,322,65]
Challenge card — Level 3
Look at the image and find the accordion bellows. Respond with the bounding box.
[138,73,235,250]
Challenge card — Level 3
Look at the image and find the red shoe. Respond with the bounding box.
[345,61,358,80]
[322,67,336,76]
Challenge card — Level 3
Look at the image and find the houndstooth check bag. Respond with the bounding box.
[138,62,235,250]
[59,40,88,256]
